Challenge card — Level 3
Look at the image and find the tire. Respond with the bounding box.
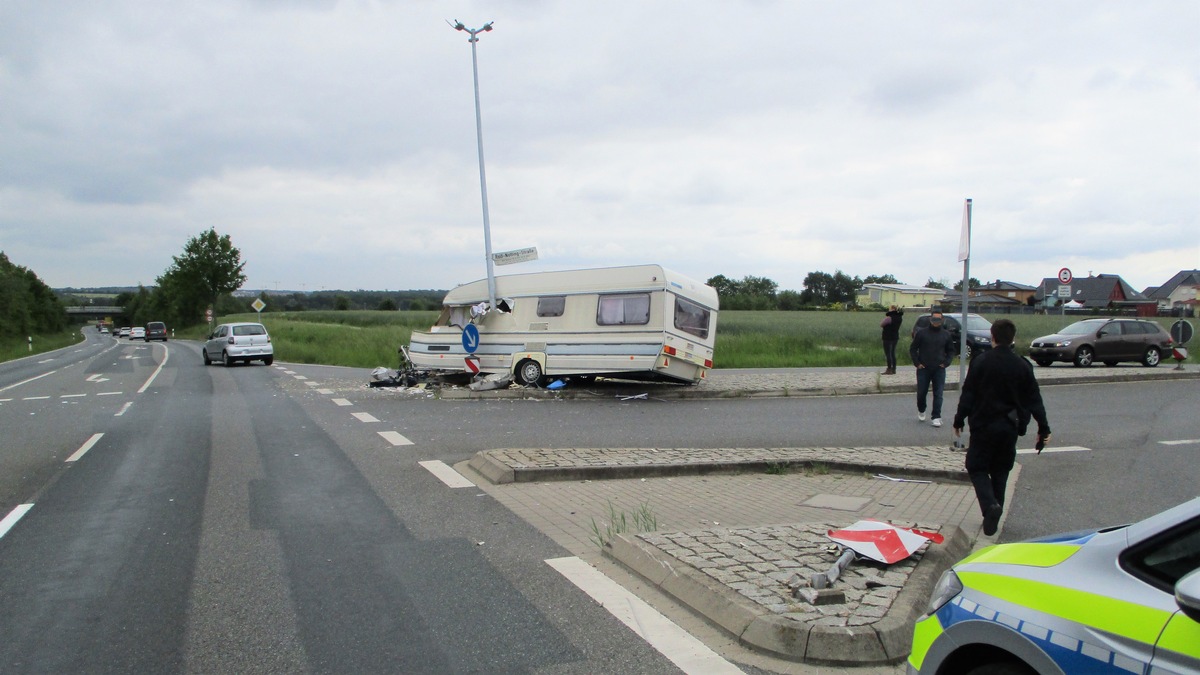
[963,343,973,361]
[514,359,544,386]
[263,357,274,366]
[964,661,1037,675]
[203,348,212,366]
[1142,347,1160,367]
[1072,345,1094,367]
[222,350,234,367]
[1035,359,1053,367]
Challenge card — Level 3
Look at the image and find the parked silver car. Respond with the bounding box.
[203,322,274,367]
[1029,318,1174,367]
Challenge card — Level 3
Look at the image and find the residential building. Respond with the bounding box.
[857,283,945,308]
[1033,273,1157,316]
[1143,270,1200,316]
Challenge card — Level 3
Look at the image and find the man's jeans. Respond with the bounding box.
[915,366,946,419]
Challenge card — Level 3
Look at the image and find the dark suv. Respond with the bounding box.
[145,321,168,342]
[1029,318,1173,367]
[910,312,993,360]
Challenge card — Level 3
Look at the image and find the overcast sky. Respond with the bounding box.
[2,1,1197,296]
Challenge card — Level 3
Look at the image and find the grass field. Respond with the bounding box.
[0,329,87,363]
[168,309,1181,370]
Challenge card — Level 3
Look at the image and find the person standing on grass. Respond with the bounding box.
[952,318,1051,536]
[909,310,955,427]
[880,305,904,375]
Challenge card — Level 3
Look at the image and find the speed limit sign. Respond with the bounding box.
[1058,268,1073,284]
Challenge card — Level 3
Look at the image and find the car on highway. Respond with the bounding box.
[203,322,274,367]
[911,313,993,361]
[908,497,1200,674]
[1028,318,1174,368]
[99,326,110,334]
[117,327,131,338]
[129,327,145,340]
[145,321,167,341]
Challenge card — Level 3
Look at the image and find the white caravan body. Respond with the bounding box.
[407,265,718,385]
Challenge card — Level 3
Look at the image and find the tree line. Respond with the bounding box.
[0,251,68,338]
[707,271,902,310]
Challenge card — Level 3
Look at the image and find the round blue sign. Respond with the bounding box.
[462,324,480,354]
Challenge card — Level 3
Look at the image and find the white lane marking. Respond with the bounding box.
[419,460,475,488]
[304,381,318,387]
[61,394,86,399]
[37,359,54,364]
[115,402,133,417]
[86,374,109,383]
[0,398,11,402]
[0,370,57,394]
[0,504,34,540]
[1160,439,1200,446]
[316,389,334,395]
[97,391,122,396]
[546,557,744,674]
[67,433,104,463]
[378,431,413,446]
[283,370,297,375]
[352,412,380,423]
[137,343,169,393]
[293,375,308,380]
[23,396,50,401]
[332,398,353,407]
[1017,445,1091,455]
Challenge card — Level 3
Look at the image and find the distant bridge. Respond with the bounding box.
[65,306,125,320]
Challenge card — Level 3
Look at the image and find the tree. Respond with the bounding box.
[863,274,899,285]
[926,278,948,290]
[156,229,247,326]
[0,251,67,337]
[953,277,982,291]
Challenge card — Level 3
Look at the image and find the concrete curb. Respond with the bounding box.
[605,524,973,665]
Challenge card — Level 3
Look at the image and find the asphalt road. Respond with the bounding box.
[1,332,1197,673]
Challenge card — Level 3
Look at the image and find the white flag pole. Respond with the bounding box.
[958,199,972,387]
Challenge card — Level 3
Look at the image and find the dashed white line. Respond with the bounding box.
[0,370,56,393]
[0,504,34,541]
[67,433,104,463]
[23,396,50,401]
[1159,439,1200,446]
[316,389,334,395]
[351,412,380,423]
[332,398,353,407]
[419,460,475,488]
[61,394,86,399]
[377,431,413,446]
[546,556,744,674]
[1017,445,1091,455]
[293,375,308,380]
[97,391,122,396]
[115,402,133,417]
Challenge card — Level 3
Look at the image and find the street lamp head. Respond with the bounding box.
[483,22,494,31]
[451,19,466,31]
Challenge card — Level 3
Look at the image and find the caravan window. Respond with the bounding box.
[673,295,711,339]
[597,293,650,326]
[434,305,471,328]
[537,296,566,317]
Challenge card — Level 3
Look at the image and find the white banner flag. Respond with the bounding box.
[958,198,972,262]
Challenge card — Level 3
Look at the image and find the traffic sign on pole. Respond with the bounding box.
[462,324,480,354]
[1058,268,1073,284]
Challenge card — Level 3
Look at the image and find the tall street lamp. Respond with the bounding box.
[451,20,498,311]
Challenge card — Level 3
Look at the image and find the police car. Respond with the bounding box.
[909,497,1200,674]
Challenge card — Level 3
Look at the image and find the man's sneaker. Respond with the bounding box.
[932,418,942,428]
[983,503,1003,536]
[918,411,926,422]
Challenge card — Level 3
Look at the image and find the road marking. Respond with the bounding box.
[546,556,743,674]
[316,389,334,395]
[419,460,475,488]
[115,402,133,416]
[0,504,34,541]
[37,359,54,364]
[293,375,308,380]
[304,381,318,387]
[1159,439,1200,446]
[351,412,380,423]
[86,374,109,383]
[97,391,122,396]
[137,343,169,393]
[67,433,104,463]
[0,371,56,393]
[61,393,86,398]
[332,398,353,407]
[23,396,50,401]
[378,431,413,446]
[1017,445,1091,455]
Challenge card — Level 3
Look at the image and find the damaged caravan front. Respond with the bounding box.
[407,265,718,385]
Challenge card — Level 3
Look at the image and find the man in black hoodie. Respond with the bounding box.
[953,318,1051,536]
[880,305,904,375]
[909,311,955,427]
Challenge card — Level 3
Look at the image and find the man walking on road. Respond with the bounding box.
[909,310,955,427]
[952,318,1051,536]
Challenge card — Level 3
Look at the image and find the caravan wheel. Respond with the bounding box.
[515,359,544,386]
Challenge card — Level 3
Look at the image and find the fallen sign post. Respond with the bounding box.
[804,520,946,598]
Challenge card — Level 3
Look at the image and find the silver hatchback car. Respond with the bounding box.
[203,322,274,367]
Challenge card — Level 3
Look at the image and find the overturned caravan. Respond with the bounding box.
[407,265,719,385]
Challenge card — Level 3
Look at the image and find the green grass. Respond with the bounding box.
[0,328,87,362]
[11,310,1176,369]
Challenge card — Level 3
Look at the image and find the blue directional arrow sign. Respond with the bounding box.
[462,324,480,354]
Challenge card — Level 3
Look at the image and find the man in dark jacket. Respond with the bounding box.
[880,305,904,375]
[953,318,1051,536]
[909,311,955,427]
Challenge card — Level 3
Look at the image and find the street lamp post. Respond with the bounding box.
[452,20,498,311]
